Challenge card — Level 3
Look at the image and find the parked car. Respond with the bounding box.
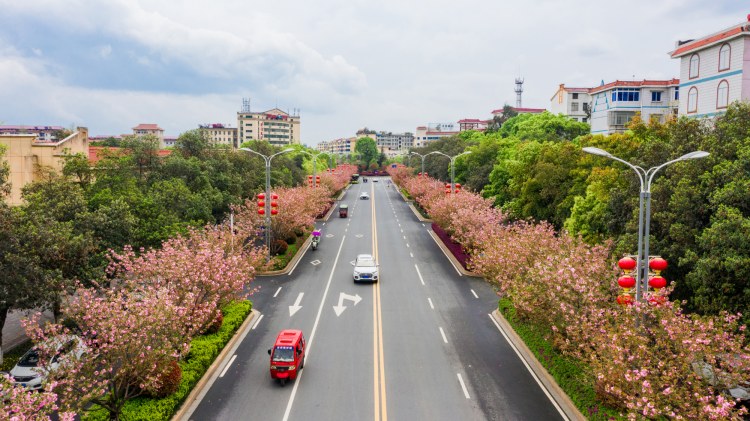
[359,192,370,200]
[352,254,379,282]
[9,335,87,390]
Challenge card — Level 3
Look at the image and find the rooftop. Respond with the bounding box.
[670,17,750,58]
[132,124,163,131]
[589,78,680,94]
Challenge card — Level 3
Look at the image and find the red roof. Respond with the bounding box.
[670,24,748,58]
[132,124,163,131]
[564,87,590,93]
[589,78,680,94]
[458,119,484,123]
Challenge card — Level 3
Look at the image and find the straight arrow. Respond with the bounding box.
[333,292,362,316]
[289,292,304,317]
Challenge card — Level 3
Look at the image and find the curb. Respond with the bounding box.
[173,309,260,421]
[426,229,482,278]
[490,310,586,421]
[257,235,311,277]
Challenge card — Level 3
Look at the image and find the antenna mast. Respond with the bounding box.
[514,78,524,108]
[241,98,251,113]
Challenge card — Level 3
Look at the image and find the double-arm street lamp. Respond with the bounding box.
[299,150,326,187]
[240,147,294,262]
[409,151,430,176]
[427,150,472,193]
[582,147,709,301]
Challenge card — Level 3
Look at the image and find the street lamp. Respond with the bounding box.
[299,150,325,188]
[428,150,472,193]
[582,146,709,301]
[409,151,430,176]
[240,147,294,262]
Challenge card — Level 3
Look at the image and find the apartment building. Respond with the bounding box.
[413,124,459,148]
[670,16,750,118]
[0,126,89,205]
[490,106,546,117]
[199,123,238,148]
[237,108,300,146]
[458,119,488,131]
[550,84,592,122]
[317,137,357,154]
[132,124,165,146]
[589,79,679,134]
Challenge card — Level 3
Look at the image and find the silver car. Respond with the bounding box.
[352,254,379,282]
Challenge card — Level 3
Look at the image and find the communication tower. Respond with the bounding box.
[514,78,524,108]
[241,98,251,113]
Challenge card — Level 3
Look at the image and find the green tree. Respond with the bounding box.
[499,111,590,141]
[176,129,210,159]
[0,143,10,198]
[485,105,517,133]
[355,137,378,169]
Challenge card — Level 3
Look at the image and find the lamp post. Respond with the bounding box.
[299,150,325,187]
[409,151,429,176]
[428,150,472,193]
[240,147,294,262]
[582,147,709,301]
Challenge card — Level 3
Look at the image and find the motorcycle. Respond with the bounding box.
[311,230,321,250]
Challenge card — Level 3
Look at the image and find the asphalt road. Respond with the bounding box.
[189,178,565,421]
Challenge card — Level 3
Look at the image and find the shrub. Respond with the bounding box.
[204,310,223,334]
[150,359,182,398]
[271,239,288,256]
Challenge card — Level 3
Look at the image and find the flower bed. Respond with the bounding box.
[432,223,470,270]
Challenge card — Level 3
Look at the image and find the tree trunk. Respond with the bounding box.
[0,305,8,351]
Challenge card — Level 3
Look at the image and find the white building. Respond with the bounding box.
[589,79,679,135]
[549,84,591,123]
[199,123,238,148]
[413,125,459,148]
[670,16,750,118]
[237,108,300,146]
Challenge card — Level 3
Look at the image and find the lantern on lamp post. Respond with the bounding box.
[616,256,637,306]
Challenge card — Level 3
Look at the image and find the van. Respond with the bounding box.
[268,329,305,385]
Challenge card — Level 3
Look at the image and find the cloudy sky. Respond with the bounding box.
[0,0,745,145]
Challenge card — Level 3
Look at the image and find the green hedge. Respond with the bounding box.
[83,300,253,421]
[498,298,622,421]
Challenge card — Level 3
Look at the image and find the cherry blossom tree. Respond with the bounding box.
[0,374,74,421]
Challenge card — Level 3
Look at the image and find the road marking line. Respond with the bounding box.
[488,314,569,420]
[439,327,448,343]
[422,223,425,227]
[282,236,347,421]
[400,229,403,233]
[322,222,326,226]
[427,231,462,277]
[428,298,434,309]
[252,314,263,330]
[410,252,414,258]
[219,354,237,378]
[403,236,406,240]
[457,373,471,399]
[415,264,425,286]
[471,289,478,299]
[273,287,282,297]
[406,243,410,248]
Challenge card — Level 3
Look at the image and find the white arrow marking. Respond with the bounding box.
[333,292,362,316]
[289,293,304,317]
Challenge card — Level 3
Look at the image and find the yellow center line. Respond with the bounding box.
[371,183,387,421]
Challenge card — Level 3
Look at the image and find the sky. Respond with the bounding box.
[0,0,746,146]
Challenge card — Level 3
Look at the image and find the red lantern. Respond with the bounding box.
[617,295,634,306]
[271,201,278,208]
[617,276,636,289]
[445,189,451,194]
[648,295,667,306]
[257,193,265,200]
[271,209,278,215]
[455,183,461,192]
[445,183,451,188]
[649,276,667,289]
[257,208,265,215]
[257,200,265,207]
[649,257,668,273]
[271,193,279,200]
[618,256,637,272]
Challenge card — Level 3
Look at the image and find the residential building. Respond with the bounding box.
[199,123,238,148]
[0,126,89,206]
[237,108,300,146]
[132,124,165,147]
[317,137,357,155]
[0,125,68,142]
[490,106,546,117]
[670,16,750,118]
[458,119,488,131]
[589,79,680,134]
[550,84,592,122]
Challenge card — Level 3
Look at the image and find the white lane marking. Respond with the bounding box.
[422,223,425,227]
[471,289,479,299]
[403,236,406,240]
[282,236,348,421]
[273,287,282,298]
[428,298,434,309]
[406,243,410,248]
[415,264,425,285]
[488,314,569,420]
[219,354,237,378]
[427,231,462,277]
[439,327,448,343]
[400,229,403,233]
[252,314,264,330]
[410,252,414,258]
[322,222,326,226]
[457,373,471,399]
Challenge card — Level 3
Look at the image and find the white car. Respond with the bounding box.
[9,335,87,390]
[359,192,370,200]
[352,254,379,282]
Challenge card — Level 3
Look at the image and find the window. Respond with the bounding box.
[717,80,729,109]
[689,54,699,79]
[674,87,679,100]
[611,88,640,102]
[571,102,579,112]
[609,111,636,126]
[582,118,588,123]
[687,87,698,113]
[719,44,730,71]
[583,102,590,112]
[572,93,579,99]
[651,91,662,102]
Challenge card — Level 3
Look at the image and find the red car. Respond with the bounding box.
[268,330,306,385]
